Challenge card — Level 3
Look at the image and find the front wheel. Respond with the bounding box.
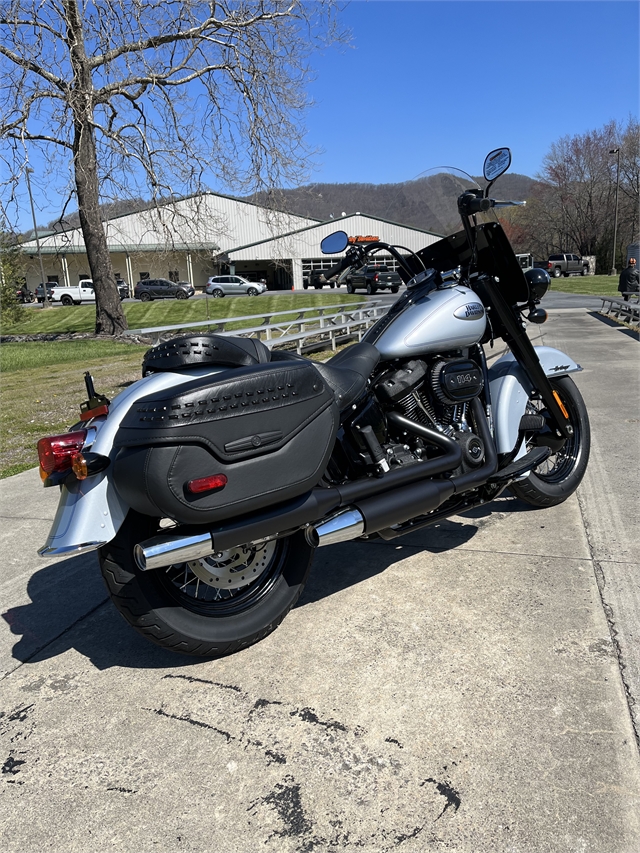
[99,512,314,657]
[346,282,355,294]
[509,376,590,508]
[246,287,258,297]
[175,289,188,299]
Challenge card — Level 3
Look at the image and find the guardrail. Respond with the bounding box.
[599,294,640,329]
[124,300,391,353]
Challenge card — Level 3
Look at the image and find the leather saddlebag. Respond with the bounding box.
[112,360,338,524]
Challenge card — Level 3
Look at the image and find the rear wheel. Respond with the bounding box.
[139,291,152,302]
[390,286,399,294]
[509,376,590,508]
[553,268,562,278]
[211,289,223,298]
[99,512,314,657]
[61,294,73,306]
[581,266,588,276]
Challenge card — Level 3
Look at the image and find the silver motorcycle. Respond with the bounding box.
[37,149,590,657]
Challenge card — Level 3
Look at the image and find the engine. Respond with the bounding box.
[374,357,486,470]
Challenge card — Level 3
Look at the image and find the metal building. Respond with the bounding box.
[18,192,441,291]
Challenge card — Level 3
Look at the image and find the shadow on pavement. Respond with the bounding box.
[3,498,532,670]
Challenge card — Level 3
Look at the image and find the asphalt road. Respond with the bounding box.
[0,306,638,852]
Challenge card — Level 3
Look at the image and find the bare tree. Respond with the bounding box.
[511,118,639,271]
[0,1,342,334]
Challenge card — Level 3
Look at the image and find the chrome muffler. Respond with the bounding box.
[134,531,214,571]
[304,508,365,548]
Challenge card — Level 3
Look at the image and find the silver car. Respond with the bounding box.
[205,275,267,297]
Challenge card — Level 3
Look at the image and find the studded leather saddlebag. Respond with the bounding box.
[112,360,339,524]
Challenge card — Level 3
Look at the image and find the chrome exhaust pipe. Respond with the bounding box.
[134,531,215,571]
[305,508,365,548]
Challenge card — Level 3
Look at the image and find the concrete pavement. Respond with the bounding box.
[0,306,639,852]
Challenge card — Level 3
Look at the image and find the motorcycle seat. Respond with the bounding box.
[313,343,380,411]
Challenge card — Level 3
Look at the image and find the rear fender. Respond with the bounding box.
[38,365,227,558]
[488,346,582,457]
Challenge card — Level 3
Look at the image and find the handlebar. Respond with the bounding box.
[459,190,526,215]
[318,246,365,282]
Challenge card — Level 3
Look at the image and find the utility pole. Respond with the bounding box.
[609,148,620,276]
[25,166,51,308]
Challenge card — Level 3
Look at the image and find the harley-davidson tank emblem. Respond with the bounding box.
[454,302,485,320]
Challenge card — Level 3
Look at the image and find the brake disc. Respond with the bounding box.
[186,541,277,590]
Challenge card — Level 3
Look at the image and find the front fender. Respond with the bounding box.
[38,365,227,558]
[488,346,582,456]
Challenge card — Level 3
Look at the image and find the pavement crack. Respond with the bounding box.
[146,707,234,740]
[576,488,640,753]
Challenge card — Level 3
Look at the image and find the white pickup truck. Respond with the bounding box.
[50,279,129,305]
[50,280,96,305]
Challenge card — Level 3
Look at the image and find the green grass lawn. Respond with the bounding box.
[0,339,149,479]
[1,292,362,336]
[549,274,621,296]
[0,292,362,479]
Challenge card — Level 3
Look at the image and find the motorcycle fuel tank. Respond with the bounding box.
[375,285,486,359]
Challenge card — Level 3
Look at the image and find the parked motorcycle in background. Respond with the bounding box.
[36,149,590,658]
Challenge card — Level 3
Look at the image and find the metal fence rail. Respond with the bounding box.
[599,294,640,329]
[124,300,391,352]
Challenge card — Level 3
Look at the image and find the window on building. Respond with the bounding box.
[47,275,59,283]
[169,270,179,282]
[139,272,150,280]
[78,273,89,280]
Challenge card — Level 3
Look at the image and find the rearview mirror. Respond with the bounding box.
[483,148,511,183]
[320,231,349,254]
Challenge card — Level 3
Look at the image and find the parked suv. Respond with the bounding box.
[134,279,195,301]
[205,276,267,297]
[547,254,590,278]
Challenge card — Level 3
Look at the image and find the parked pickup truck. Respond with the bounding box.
[547,254,590,278]
[51,279,129,305]
[345,264,402,294]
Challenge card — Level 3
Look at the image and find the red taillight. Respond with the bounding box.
[38,431,87,478]
[186,474,228,494]
[374,273,379,282]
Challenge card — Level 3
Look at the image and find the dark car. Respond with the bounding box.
[35,283,55,303]
[134,279,195,302]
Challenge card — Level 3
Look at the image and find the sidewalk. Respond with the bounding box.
[0,307,638,852]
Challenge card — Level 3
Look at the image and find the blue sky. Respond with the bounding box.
[303,0,639,184]
[12,0,639,231]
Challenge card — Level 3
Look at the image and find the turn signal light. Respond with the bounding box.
[38,430,87,480]
[186,474,228,494]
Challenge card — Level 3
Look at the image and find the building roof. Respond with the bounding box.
[19,192,319,256]
[227,213,442,261]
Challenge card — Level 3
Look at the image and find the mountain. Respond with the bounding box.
[250,173,538,235]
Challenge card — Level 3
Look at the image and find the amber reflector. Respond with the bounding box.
[553,391,569,419]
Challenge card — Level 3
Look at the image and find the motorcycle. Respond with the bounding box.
[37,149,590,658]
[16,286,34,303]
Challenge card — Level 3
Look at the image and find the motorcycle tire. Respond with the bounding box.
[99,511,314,658]
[509,376,590,508]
